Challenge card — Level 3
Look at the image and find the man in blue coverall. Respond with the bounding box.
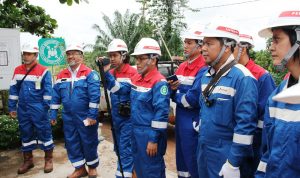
[233,32,276,178]
[255,9,300,178]
[50,44,100,178]
[100,38,170,178]
[9,43,54,174]
[169,23,207,178]
[106,38,136,178]
[197,17,258,178]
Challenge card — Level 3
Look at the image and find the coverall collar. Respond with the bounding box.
[185,55,203,70]
[68,64,81,74]
[137,67,159,82]
[112,63,130,75]
[207,54,235,77]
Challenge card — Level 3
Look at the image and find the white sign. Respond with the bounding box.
[0,28,21,90]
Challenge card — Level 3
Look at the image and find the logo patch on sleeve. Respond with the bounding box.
[160,85,168,95]
[93,73,100,81]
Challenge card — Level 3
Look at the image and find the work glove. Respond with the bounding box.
[192,121,200,133]
[219,160,240,178]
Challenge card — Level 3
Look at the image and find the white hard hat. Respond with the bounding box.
[239,33,254,46]
[131,38,161,56]
[106,39,128,52]
[182,22,205,40]
[273,83,300,104]
[201,17,239,42]
[259,10,300,38]
[22,43,39,53]
[66,44,83,53]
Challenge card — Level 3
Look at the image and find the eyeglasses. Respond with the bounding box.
[66,53,82,57]
[134,56,149,61]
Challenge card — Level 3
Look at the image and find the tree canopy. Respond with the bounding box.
[0,0,57,37]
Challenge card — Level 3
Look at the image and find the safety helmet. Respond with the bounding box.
[22,43,39,53]
[106,39,128,53]
[239,33,254,47]
[182,22,205,41]
[66,44,84,53]
[201,16,239,43]
[259,10,300,38]
[131,38,161,56]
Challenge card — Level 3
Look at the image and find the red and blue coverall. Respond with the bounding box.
[109,64,137,178]
[105,68,170,178]
[50,64,100,168]
[171,55,207,178]
[8,64,54,152]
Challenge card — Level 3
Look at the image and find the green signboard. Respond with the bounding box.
[38,38,66,66]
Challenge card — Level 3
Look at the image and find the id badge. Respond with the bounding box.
[35,81,41,90]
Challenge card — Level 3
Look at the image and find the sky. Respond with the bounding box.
[21,0,300,52]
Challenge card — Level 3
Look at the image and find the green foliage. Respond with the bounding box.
[254,49,288,86]
[0,90,9,115]
[136,0,194,61]
[59,0,86,6]
[0,0,57,37]
[0,115,20,149]
[0,108,64,149]
[51,108,64,140]
[85,10,154,68]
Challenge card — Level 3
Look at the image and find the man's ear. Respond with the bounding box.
[224,45,231,53]
[241,47,247,56]
[151,58,157,66]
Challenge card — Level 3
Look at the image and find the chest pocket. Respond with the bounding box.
[212,97,234,128]
[135,91,153,112]
[59,83,70,100]
[73,81,88,97]
[137,91,152,102]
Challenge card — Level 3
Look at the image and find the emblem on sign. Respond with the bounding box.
[38,38,66,66]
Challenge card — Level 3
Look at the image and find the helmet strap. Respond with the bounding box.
[184,41,202,60]
[210,38,234,67]
[236,43,249,62]
[275,27,300,72]
[120,51,127,61]
[139,54,158,75]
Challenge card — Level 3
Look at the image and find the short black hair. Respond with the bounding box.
[216,37,236,53]
[147,53,159,67]
[120,52,130,64]
[239,42,252,57]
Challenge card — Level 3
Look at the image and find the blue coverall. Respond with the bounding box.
[50,64,100,168]
[197,56,258,178]
[256,77,300,178]
[105,68,170,178]
[171,55,207,178]
[109,64,136,178]
[240,59,276,178]
[9,64,54,151]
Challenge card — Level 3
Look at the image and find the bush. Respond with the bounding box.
[0,107,65,149]
[0,115,21,149]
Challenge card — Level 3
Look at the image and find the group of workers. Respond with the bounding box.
[8,8,300,178]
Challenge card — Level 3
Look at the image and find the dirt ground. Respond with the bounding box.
[0,119,177,178]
